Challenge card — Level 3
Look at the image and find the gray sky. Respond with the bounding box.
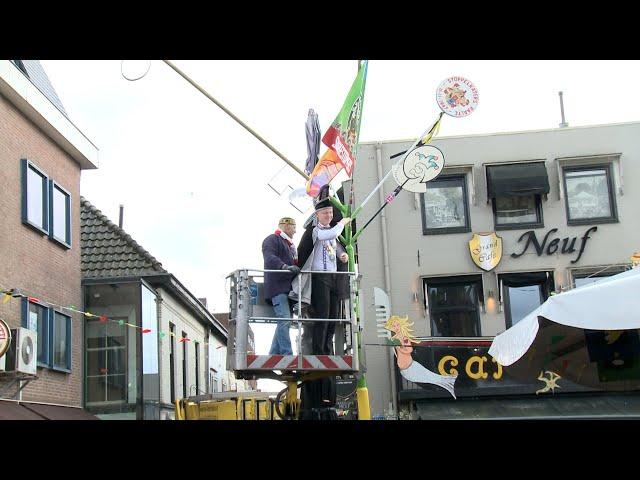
[41,60,640,390]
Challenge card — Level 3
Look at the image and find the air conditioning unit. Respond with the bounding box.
[4,328,37,375]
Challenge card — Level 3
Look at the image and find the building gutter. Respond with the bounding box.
[376,142,397,416]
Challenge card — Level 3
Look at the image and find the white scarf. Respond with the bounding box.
[276,229,297,262]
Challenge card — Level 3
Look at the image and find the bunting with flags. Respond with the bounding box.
[0,286,226,348]
[306,60,368,197]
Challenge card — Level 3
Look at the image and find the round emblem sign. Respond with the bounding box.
[436,76,479,117]
[392,145,446,193]
[0,318,11,358]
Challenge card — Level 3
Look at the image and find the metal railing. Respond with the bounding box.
[226,268,360,373]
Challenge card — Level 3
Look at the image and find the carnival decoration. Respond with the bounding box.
[0,285,227,350]
[352,76,479,241]
[384,315,457,398]
[536,370,562,394]
[306,61,368,197]
[392,145,445,194]
[436,76,479,118]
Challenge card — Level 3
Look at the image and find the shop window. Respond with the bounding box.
[86,317,127,403]
[486,162,549,230]
[563,165,618,225]
[500,272,554,328]
[420,175,471,235]
[425,276,483,337]
[494,195,543,227]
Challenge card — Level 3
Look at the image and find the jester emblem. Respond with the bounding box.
[436,76,479,117]
[443,83,470,108]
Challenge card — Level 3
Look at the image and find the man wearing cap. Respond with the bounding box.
[262,217,300,355]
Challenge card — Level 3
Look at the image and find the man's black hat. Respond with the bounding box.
[314,184,332,211]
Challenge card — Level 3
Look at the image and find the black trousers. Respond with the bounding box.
[301,273,342,412]
[310,273,342,355]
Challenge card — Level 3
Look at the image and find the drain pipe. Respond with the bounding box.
[376,142,397,416]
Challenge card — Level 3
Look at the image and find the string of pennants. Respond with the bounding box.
[0,284,224,349]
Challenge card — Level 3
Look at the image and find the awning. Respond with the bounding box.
[21,402,99,420]
[486,162,550,198]
[489,267,640,367]
[0,400,45,420]
[416,393,640,419]
[0,400,99,420]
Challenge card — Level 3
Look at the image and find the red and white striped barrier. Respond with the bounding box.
[245,354,354,371]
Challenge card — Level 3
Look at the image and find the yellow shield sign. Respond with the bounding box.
[468,233,503,271]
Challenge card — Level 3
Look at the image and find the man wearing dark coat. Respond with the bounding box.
[298,186,352,418]
[262,217,300,355]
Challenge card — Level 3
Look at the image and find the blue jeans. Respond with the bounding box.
[269,293,293,355]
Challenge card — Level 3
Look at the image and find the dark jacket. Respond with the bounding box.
[262,233,296,302]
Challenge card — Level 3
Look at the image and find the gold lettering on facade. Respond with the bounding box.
[491,357,503,380]
[438,355,459,376]
[465,355,489,380]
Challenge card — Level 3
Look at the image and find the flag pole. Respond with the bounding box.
[163,60,309,181]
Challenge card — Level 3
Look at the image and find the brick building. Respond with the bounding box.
[0,60,98,418]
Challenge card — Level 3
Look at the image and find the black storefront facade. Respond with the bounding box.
[396,327,640,419]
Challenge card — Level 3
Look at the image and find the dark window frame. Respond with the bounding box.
[420,174,471,235]
[492,194,544,231]
[424,275,483,337]
[51,310,72,372]
[562,163,618,226]
[500,272,555,329]
[571,265,630,288]
[21,158,49,235]
[21,299,72,372]
[49,180,72,248]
